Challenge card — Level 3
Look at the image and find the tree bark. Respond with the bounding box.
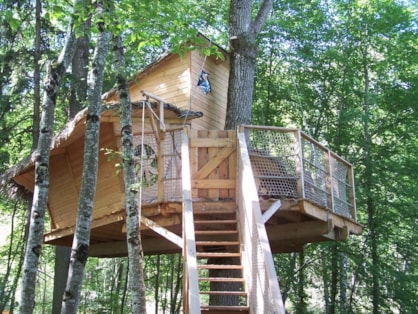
[224,0,273,130]
[19,14,78,314]
[68,22,90,118]
[52,9,90,314]
[32,0,41,151]
[112,34,147,313]
[61,8,111,313]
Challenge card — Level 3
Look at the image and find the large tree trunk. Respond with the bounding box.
[112,34,147,313]
[213,0,273,306]
[18,14,78,314]
[61,8,111,313]
[224,0,273,130]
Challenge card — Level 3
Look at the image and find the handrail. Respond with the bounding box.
[237,132,285,314]
[181,130,201,314]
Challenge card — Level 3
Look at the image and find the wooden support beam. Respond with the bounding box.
[263,199,282,223]
[44,210,126,243]
[301,200,362,234]
[192,179,235,189]
[190,137,235,148]
[181,130,201,314]
[140,216,182,248]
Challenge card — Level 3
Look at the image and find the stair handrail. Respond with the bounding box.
[237,131,285,314]
[181,130,201,314]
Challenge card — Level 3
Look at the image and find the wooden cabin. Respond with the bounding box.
[4,35,362,313]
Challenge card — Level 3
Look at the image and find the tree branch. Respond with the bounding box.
[252,0,273,35]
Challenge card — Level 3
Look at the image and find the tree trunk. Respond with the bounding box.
[215,0,273,304]
[32,0,41,151]
[296,251,308,314]
[19,15,77,314]
[68,23,90,118]
[112,34,147,313]
[224,0,273,130]
[361,42,380,314]
[52,11,90,314]
[330,243,338,314]
[61,9,111,313]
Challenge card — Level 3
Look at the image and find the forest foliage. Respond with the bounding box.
[0,0,417,313]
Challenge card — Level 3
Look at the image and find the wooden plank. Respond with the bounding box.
[228,131,237,199]
[140,216,182,248]
[208,130,220,200]
[236,132,285,313]
[192,179,235,189]
[218,131,230,200]
[190,138,235,148]
[301,200,362,234]
[44,210,126,243]
[181,131,201,314]
[263,199,282,223]
[193,147,235,179]
[348,165,357,220]
[267,220,333,241]
[197,130,209,198]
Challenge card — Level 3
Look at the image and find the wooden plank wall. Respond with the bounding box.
[189,129,236,201]
[127,54,191,108]
[190,50,229,130]
[49,123,123,229]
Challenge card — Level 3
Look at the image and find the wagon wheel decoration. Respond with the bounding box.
[134,144,158,187]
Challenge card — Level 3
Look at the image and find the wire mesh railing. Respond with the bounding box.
[241,125,356,220]
[132,129,184,204]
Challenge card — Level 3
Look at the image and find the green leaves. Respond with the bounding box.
[4,11,20,32]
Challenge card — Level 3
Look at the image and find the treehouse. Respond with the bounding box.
[3,35,361,313]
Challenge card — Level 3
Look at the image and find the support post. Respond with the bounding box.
[181,130,201,314]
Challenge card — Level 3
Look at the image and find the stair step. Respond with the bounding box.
[197,252,241,258]
[193,201,236,212]
[195,230,238,235]
[198,277,244,282]
[201,305,249,312]
[200,291,246,296]
[195,219,238,224]
[196,241,240,246]
[193,209,236,214]
[198,264,242,270]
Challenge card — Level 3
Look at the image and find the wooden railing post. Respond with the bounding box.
[294,130,305,199]
[348,165,357,220]
[181,130,201,314]
[326,150,334,212]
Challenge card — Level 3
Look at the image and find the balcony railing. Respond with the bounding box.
[241,125,356,220]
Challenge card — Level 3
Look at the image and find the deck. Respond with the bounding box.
[10,121,362,313]
[36,126,361,256]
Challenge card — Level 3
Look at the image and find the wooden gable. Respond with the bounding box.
[103,38,229,130]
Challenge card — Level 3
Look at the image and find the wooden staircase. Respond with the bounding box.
[194,206,249,313]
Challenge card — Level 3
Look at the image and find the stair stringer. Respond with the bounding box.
[181,131,201,314]
[236,132,285,314]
